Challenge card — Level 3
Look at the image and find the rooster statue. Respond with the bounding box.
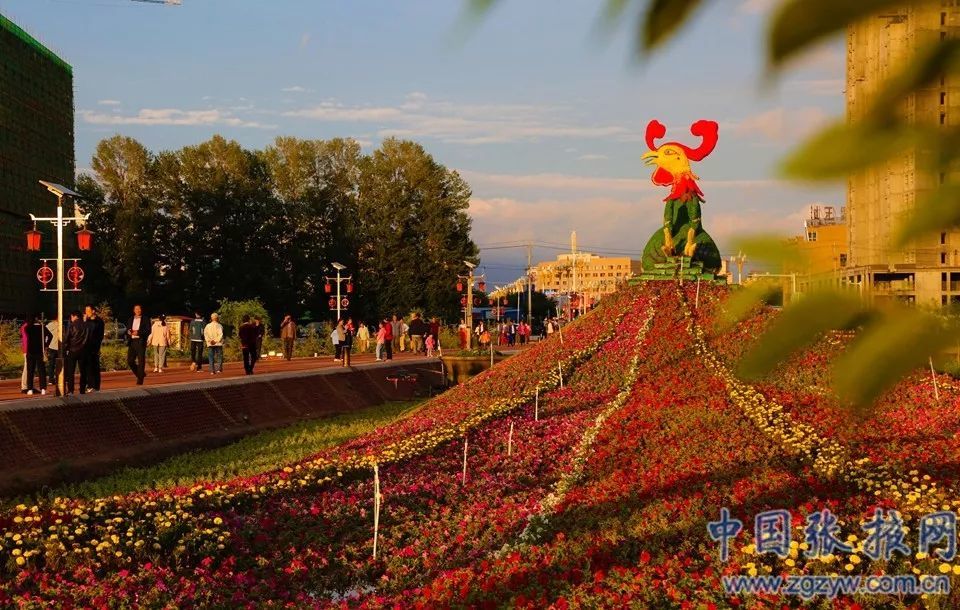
[640,119,722,273]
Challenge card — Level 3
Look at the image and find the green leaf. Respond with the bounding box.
[780,121,921,181]
[714,282,781,333]
[604,0,632,22]
[737,290,865,379]
[731,234,808,272]
[467,0,499,14]
[895,183,960,246]
[768,0,910,69]
[833,307,960,410]
[642,0,705,51]
[869,39,960,119]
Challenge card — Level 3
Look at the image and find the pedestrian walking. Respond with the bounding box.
[126,304,148,385]
[356,320,370,353]
[239,315,259,375]
[64,310,88,395]
[45,316,60,387]
[148,315,171,374]
[189,311,205,371]
[23,314,51,395]
[280,314,297,361]
[375,321,387,361]
[254,316,265,358]
[400,319,410,352]
[82,305,105,393]
[204,313,225,374]
[391,315,402,355]
[331,320,343,361]
[458,322,468,350]
[341,318,354,366]
[383,318,394,360]
[429,317,440,350]
[19,320,28,394]
[409,313,427,354]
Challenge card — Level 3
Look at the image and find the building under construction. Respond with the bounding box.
[0,13,75,315]
[845,3,960,305]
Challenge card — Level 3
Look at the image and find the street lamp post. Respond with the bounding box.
[32,181,87,396]
[458,261,483,349]
[325,262,352,322]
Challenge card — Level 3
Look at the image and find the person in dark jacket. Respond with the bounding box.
[408,313,427,354]
[238,314,259,375]
[23,314,52,395]
[341,318,354,366]
[63,310,88,395]
[189,311,205,372]
[81,304,105,393]
[126,304,148,385]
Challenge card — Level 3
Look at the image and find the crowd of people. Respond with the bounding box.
[18,305,105,396]
[16,305,551,397]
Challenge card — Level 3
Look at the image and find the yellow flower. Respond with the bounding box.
[938,563,952,574]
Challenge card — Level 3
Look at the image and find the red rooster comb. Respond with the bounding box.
[644,119,719,162]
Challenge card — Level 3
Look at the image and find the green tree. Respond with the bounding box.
[79,136,158,305]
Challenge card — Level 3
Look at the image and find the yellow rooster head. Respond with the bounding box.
[641,120,719,187]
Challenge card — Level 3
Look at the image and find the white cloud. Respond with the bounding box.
[299,32,311,50]
[784,78,843,97]
[461,170,777,199]
[79,107,275,129]
[97,99,121,106]
[732,106,829,142]
[282,85,308,93]
[577,154,608,161]
[285,93,630,145]
[738,0,776,14]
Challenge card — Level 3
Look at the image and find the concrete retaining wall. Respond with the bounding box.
[0,360,443,495]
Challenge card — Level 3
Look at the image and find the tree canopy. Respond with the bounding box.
[77,135,479,328]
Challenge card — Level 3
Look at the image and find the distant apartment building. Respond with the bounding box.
[844,3,960,306]
[0,13,74,315]
[533,253,642,296]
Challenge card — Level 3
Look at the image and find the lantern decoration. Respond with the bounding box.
[26,224,42,252]
[501,298,508,305]
[328,297,337,308]
[460,296,467,306]
[76,227,93,251]
[324,282,332,294]
[478,280,486,292]
[456,281,463,292]
[489,297,494,306]
[346,282,353,294]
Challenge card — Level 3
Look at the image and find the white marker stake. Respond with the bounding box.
[695,276,701,310]
[508,421,514,457]
[930,357,941,404]
[679,256,684,285]
[372,463,381,560]
[535,386,539,421]
[558,362,564,389]
[462,436,469,485]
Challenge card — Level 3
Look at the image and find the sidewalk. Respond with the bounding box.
[0,351,431,404]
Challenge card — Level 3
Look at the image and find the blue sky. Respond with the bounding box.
[2,0,844,283]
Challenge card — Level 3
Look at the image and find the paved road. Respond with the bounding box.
[0,351,430,404]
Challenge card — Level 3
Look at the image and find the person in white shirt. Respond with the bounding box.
[204,313,225,374]
[148,314,172,373]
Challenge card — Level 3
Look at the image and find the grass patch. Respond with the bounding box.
[12,400,423,504]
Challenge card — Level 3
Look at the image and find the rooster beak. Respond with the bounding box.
[641,150,658,166]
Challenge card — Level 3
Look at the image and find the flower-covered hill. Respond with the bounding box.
[3,282,960,608]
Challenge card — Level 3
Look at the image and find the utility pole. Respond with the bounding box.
[459,261,483,349]
[571,231,578,318]
[526,242,533,325]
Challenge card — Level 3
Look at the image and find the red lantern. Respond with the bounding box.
[501,298,507,305]
[346,282,353,294]
[76,228,93,251]
[489,297,494,306]
[478,280,486,292]
[456,281,463,292]
[324,283,332,294]
[26,226,41,251]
